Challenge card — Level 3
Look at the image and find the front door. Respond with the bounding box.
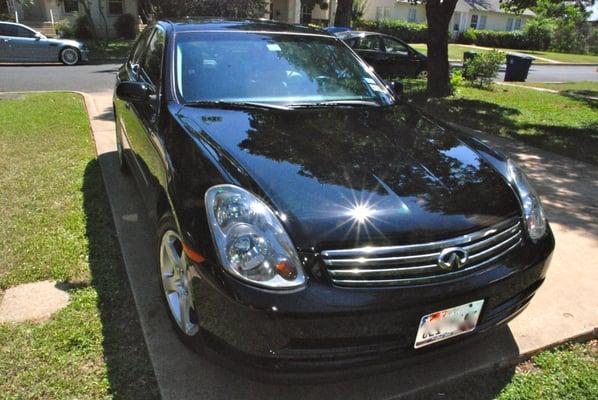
[380,36,415,77]
[354,35,387,74]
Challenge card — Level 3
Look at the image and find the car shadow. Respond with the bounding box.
[81,158,160,399]
[95,148,523,399]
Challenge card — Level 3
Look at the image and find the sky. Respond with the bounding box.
[590,2,598,21]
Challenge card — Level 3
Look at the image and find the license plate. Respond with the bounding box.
[414,300,484,349]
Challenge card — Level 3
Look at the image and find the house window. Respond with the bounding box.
[514,18,522,30]
[408,8,417,23]
[301,5,312,23]
[478,15,487,29]
[376,7,391,21]
[470,14,479,29]
[506,17,514,31]
[64,0,78,13]
[108,0,123,15]
[452,12,461,31]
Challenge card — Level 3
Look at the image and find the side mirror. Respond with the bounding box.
[116,81,150,102]
[389,80,404,96]
[34,33,43,40]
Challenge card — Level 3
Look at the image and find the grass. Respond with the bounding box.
[86,39,134,61]
[406,81,598,165]
[416,340,598,399]
[409,43,598,64]
[515,81,598,99]
[0,93,158,399]
[497,341,598,400]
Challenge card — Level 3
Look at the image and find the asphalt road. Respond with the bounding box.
[0,62,596,94]
[0,63,120,93]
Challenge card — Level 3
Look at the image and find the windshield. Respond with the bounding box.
[175,31,395,107]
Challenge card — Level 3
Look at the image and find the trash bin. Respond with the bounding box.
[504,54,534,82]
[463,51,478,63]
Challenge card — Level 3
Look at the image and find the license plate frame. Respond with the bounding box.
[414,300,484,349]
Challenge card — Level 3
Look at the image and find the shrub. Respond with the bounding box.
[588,31,598,55]
[458,29,528,50]
[523,17,555,51]
[450,69,463,95]
[72,13,95,39]
[353,19,427,43]
[114,13,137,39]
[462,50,504,88]
[55,19,74,38]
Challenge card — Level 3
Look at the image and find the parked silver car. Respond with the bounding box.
[0,21,89,65]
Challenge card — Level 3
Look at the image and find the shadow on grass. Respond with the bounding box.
[82,159,159,400]
[561,90,598,109]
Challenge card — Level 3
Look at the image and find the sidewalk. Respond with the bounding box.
[85,91,597,399]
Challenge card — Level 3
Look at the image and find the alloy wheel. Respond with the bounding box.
[61,48,79,65]
[417,70,429,79]
[159,230,198,336]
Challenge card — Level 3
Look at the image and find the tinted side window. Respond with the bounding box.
[141,28,165,87]
[130,28,152,65]
[356,36,382,51]
[0,24,18,37]
[16,26,36,38]
[382,37,409,56]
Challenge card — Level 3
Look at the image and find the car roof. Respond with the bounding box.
[335,31,381,39]
[159,18,333,36]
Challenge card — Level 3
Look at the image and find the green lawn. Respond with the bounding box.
[409,43,598,64]
[407,82,598,165]
[0,93,158,399]
[417,340,598,399]
[516,81,598,98]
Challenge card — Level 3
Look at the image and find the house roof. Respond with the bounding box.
[462,0,535,16]
[396,0,535,16]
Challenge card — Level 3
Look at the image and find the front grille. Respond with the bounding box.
[321,217,523,287]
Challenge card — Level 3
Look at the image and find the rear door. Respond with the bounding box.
[380,36,414,77]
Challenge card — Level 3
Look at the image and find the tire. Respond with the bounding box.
[115,117,129,174]
[157,212,205,353]
[59,47,80,66]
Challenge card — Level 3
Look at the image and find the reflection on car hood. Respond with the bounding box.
[178,104,520,250]
[47,38,85,49]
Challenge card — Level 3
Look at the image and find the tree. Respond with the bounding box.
[334,0,353,27]
[145,0,268,19]
[421,0,459,97]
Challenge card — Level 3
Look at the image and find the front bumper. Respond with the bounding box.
[80,49,90,62]
[189,229,554,372]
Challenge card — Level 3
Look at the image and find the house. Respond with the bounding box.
[268,0,338,25]
[5,0,138,38]
[364,0,534,35]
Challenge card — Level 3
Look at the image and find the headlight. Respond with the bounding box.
[205,184,306,289]
[507,160,547,241]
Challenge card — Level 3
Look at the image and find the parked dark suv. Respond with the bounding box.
[113,20,554,374]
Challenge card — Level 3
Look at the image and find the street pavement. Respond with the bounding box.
[0,62,596,94]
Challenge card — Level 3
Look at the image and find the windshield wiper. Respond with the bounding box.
[184,100,291,111]
[289,100,382,109]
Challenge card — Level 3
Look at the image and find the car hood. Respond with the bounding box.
[178,104,520,251]
[47,37,85,49]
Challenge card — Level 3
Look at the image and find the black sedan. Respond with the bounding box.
[337,30,428,78]
[113,20,554,375]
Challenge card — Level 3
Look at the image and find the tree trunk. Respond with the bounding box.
[334,0,353,27]
[425,0,458,97]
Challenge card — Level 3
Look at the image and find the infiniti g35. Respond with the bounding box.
[113,20,554,373]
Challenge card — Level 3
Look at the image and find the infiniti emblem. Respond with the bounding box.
[437,247,469,271]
